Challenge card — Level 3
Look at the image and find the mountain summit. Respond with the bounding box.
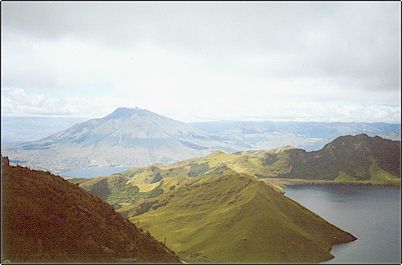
[5,107,237,171]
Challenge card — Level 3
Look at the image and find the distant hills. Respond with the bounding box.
[75,134,400,214]
[1,116,87,144]
[72,134,399,262]
[2,107,400,172]
[3,107,238,171]
[191,120,400,151]
[1,157,179,263]
[282,134,400,182]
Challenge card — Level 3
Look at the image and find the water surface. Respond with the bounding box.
[285,185,401,264]
[61,166,131,179]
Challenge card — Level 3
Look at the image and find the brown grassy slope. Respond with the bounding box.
[1,157,180,263]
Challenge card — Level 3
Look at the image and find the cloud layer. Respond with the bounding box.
[1,2,400,122]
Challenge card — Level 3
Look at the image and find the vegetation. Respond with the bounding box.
[281,134,400,184]
[127,172,356,263]
[188,162,209,177]
[72,134,398,262]
[1,157,179,263]
[335,171,357,182]
[79,174,164,209]
[78,134,399,212]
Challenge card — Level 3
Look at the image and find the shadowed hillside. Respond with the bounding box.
[1,157,180,263]
[282,134,400,182]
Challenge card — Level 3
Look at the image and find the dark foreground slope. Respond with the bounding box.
[1,157,180,263]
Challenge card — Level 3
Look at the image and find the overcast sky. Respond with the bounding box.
[1,1,401,123]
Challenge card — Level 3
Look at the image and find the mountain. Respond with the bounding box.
[1,116,87,144]
[76,134,399,212]
[3,107,399,173]
[70,134,400,262]
[123,172,356,262]
[1,156,180,263]
[281,134,400,182]
[3,107,238,172]
[191,120,400,151]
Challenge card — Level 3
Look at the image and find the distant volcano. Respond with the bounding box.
[4,107,238,171]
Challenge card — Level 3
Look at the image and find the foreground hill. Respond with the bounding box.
[126,172,356,263]
[71,135,401,262]
[3,107,238,172]
[1,157,180,263]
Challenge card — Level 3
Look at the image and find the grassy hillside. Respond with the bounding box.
[126,172,356,263]
[77,135,399,212]
[1,157,179,263]
[72,134,399,263]
[78,174,164,209]
[282,134,400,183]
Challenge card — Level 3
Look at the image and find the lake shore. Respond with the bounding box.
[260,177,400,193]
[284,185,401,263]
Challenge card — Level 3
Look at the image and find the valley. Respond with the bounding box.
[2,108,400,173]
[2,1,400,263]
[2,110,400,264]
[67,134,399,263]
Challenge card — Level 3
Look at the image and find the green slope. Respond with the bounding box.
[115,134,399,187]
[78,135,399,211]
[73,134,400,263]
[281,134,400,184]
[127,172,356,263]
[78,174,163,209]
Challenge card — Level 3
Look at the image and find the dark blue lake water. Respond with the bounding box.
[285,185,401,264]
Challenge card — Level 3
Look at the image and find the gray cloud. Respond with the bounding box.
[1,2,400,122]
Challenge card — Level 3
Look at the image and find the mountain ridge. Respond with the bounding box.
[125,171,356,263]
[4,107,238,171]
[1,156,180,263]
[3,107,400,172]
[75,134,399,213]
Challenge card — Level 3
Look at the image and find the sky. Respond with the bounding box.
[1,1,401,123]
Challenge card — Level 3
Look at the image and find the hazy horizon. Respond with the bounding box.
[1,106,401,124]
[2,2,401,123]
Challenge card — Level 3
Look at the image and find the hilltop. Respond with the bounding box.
[3,107,238,171]
[69,134,400,262]
[1,157,180,263]
[76,134,399,212]
[2,107,399,172]
[281,134,400,183]
[127,172,356,263]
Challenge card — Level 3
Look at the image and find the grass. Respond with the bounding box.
[79,175,164,208]
[79,143,399,211]
[1,158,179,263]
[128,172,356,263]
[368,159,400,185]
[335,171,357,182]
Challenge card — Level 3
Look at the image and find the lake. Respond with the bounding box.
[61,166,132,179]
[285,185,401,264]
